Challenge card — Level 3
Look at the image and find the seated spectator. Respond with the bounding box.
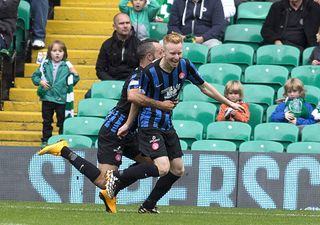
[0,0,19,49]
[261,0,320,52]
[154,0,174,23]
[119,0,160,40]
[28,0,49,49]
[271,78,316,126]
[312,101,320,121]
[216,80,250,122]
[308,27,320,65]
[168,0,226,50]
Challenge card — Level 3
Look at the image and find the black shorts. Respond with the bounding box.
[97,125,140,167]
[138,128,183,160]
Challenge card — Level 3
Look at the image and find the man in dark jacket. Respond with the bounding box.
[261,0,320,52]
[168,0,226,50]
[0,0,19,49]
[95,13,140,81]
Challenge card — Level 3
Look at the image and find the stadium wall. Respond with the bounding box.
[0,147,319,211]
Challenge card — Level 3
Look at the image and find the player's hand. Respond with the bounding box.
[230,102,245,112]
[117,124,129,139]
[159,100,176,111]
[40,80,50,89]
[285,111,295,121]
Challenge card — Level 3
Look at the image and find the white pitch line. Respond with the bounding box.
[0,204,319,218]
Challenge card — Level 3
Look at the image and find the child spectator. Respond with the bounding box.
[271,78,316,125]
[119,0,160,40]
[308,27,320,65]
[216,80,250,122]
[312,102,320,121]
[31,40,80,147]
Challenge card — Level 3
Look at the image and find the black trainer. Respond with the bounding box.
[138,205,160,214]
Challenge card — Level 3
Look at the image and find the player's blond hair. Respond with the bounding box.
[224,80,244,100]
[163,33,183,45]
[283,78,305,98]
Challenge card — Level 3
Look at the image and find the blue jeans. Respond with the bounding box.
[28,0,49,41]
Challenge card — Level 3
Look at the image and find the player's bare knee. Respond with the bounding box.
[157,164,170,176]
[94,173,107,189]
[171,164,185,177]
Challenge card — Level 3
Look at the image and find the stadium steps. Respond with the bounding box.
[0,0,118,147]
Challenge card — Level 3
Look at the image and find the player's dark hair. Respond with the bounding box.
[136,39,159,60]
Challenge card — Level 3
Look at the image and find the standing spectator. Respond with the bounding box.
[28,0,49,49]
[119,0,160,40]
[168,0,226,50]
[154,0,174,23]
[0,0,19,49]
[308,27,320,65]
[261,0,320,52]
[31,40,80,147]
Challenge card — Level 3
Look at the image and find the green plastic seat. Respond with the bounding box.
[256,45,300,72]
[301,124,320,142]
[91,80,124,100]
[173,120,203,148]
[15,0,31,55]
[224,24,263,50]
[291,65,320,89]
[180,139,188,150]
[248,103,264,130]
[206,121,252,147]
[254,122,299,148]
[236,1,272,25]
[210,43,254,72]
[182,83,224,104]
[63,117,105,143]
[266,105,278,122]
[239,140,284,153]
[277,85,320,107]
[191,140,237,151]
[183,43,209,68]
[286,142,320,154]
[48,134,93,148]
[77,98,117,118]
[243,84,275,109]
[244,65,289,91]
[172,101,217,133]
[302,47,315,65]
[149,22,168,40]
[198,63,242,85]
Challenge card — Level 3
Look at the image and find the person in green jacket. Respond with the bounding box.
[119,0,160,40]
[31,40,80,147]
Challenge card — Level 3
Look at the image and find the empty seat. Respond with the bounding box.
[302,47,315,65]
[183,42,209,68]
[266,105,278,122]
[182,83,224,105]
[243,84,275,109]
[301,124,320,142]
[48,134,93,148]
[191,140,237,151]
[248,103,264,130]
[91,80,124,99]
[286,142,320,154]
[77,98,118,118]
[239,140,284,153]
[236,1,272,25]
[149,22,168,40]
[173,120,203,148]
[291,65,320,89]
[180,139,188,150]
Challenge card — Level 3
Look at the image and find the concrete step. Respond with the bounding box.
[61,0,119,8]
[24,63,96,79]
[47,20,113,35]
[0,111,44,122]
[0,121,58,131]
[9,88,86,102]
[54,7,119,21]
[31,49,99,66]
[0,141,41,147]
[15,77,97,90]
[45,34,108,50]
[0,130,57,141]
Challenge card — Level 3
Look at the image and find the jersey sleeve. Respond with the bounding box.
[185,59,205,86]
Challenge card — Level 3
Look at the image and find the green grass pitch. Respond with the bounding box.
[0,201,319,225]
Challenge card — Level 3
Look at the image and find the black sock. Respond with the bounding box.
[61,146,101,183]
[143,172,180,209]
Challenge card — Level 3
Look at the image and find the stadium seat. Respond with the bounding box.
[48,134,93,148]
[198,63,242,85]
[180,139,188,150]
[91,80,124,99]
[191,140,237,151]
[77,98,117,118]
[182,83,224,105]
[210,43,254,72]
[286,142,320,154]
[239,140,284,153]
[244,65,289,91]
[254,122,299,148]
[301,124,320,142]
[236,1,272,25]
[149,22,168,40]
[256,45,300,72]
[277,85,320,107]
[63,117,105,143]
[183,42,209,68]
[302,47,315,65]
[206,121,251,147]
[223,24,263,50]
[15,0,31,55]
[266,105,277,122]
[248,103,264,130]
[172,101,217,133]
[173,120,203,148]
[291,65,320,89]
[243,84,275,109]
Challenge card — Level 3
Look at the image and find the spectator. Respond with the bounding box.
[312,101,320,121]
[28,0,49,49]
[216,80,250,122]
[308,27,320,65]
[261,0,320,52]
[0,0,19,49]
[271,78,315,126]
[31,40,80,147]
[119,0,160,40]
[154,0,174,23]
[221,0,236,24]
[168,0,226,50]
